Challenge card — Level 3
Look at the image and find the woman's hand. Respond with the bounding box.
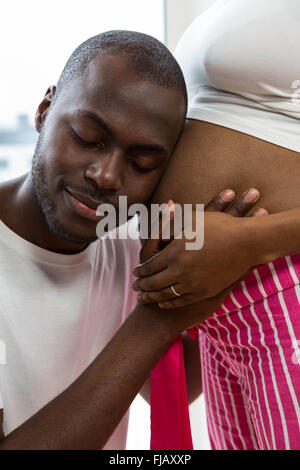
[132,188,268,309]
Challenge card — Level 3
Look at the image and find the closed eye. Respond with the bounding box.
[128,159,156,174]
[71,128,105,151]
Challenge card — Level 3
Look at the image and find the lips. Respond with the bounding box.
[65,188,102,210]
[64,187,106,221]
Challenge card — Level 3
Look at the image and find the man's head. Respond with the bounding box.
[32,30,187,245]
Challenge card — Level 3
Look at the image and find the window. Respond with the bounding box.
[0,0,165,182]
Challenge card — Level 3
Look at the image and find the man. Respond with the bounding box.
[0,30,280,450]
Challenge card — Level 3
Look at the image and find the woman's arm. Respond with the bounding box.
[247,206,300,263]
[133,205,300,308]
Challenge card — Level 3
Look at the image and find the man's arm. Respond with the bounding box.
[0,304,173,450]
[0,292,224,450]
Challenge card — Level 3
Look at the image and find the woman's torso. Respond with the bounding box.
[152,0,300,213]
[152,119,300,214]
[151,3,300,448]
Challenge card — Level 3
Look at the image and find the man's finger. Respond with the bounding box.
[224,188,260,217]
[205,189,235,212]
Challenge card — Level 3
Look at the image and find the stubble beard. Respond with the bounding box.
[31,129,98,246]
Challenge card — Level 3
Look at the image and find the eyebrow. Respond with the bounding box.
[76,109,168,157]
[77,109,113,137]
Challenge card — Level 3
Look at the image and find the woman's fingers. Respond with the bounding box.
[205,189,236,211]
[132,268,171,292]
[252,208,269,216]
[205,188,261,216]
[136,284,185,305]
[158,294,195,309]
[133,248,169,278]
[224,188,260,216]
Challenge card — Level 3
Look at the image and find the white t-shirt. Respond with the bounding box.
[175,0,300,153]
[0,216,141,449]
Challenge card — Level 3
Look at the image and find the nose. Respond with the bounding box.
[84,151,123,192]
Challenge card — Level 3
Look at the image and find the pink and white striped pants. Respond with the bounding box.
[198,255,300,450]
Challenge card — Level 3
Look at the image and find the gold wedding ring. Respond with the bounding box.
[171,285,181,297]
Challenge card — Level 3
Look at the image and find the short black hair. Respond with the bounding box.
[55,30,187,109]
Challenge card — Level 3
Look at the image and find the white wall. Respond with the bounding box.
[165,0,217,51]
[127,391,210,450]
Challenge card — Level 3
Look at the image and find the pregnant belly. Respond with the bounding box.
[151,119,300,214]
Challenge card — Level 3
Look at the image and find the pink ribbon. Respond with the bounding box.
[150,328,198,450]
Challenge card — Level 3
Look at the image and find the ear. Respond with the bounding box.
[35,85,56,133]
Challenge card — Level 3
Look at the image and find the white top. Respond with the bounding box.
[0,217,141,449]
[175,0,300,153]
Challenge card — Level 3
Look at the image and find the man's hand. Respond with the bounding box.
[132,188,268,309]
